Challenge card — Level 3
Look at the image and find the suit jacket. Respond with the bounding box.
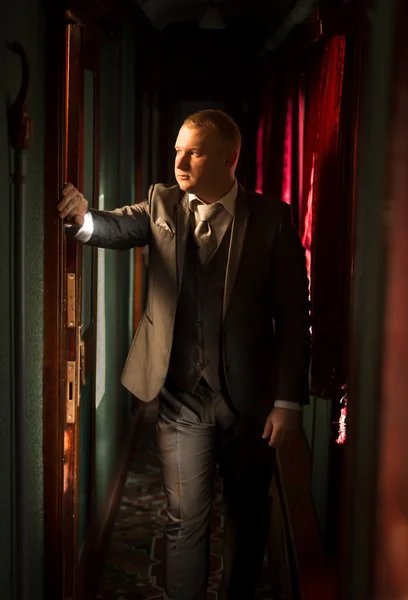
[85,182,311,425]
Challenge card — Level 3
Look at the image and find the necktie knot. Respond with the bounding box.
[196,201,223,223]
[193,200,224,265]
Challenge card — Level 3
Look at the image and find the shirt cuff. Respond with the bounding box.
[64,211,94,243]
[274,400,302,411]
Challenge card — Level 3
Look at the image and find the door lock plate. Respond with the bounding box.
[66,361,76,423]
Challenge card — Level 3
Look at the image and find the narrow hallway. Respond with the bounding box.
[3,0,408,599]
[97,402,280,600]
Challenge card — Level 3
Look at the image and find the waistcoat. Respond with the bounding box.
[166,223,232,393]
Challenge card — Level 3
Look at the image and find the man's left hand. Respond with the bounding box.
[262,407,301,448]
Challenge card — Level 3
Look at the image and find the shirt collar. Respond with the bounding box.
[188,179,238,217]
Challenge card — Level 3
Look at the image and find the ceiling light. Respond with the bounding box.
[198,4,226,30]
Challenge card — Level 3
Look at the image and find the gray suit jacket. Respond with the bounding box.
[84,182,311,426]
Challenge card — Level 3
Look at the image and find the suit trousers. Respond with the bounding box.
[156,379,276,600]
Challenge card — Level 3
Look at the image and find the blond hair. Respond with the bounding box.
[183,109,241,151]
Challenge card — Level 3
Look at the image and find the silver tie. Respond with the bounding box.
[193,201,224,265]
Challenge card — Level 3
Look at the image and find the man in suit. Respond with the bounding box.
[58,110,310,600]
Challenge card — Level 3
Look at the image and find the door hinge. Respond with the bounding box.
[67,273,75,328]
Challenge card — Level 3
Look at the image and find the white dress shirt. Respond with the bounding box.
[188,180,236,245]
[69,183,301,411]
[65,211,94,243]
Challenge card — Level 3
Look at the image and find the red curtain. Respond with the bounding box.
[281,92,293,205]
[307,36,346,398]
[255,77,275,194]
[255,67,298,203]
[256,35,348,398]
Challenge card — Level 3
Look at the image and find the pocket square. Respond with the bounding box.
[155,216,173,233]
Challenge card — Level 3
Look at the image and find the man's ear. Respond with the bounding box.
[225,149,239,168]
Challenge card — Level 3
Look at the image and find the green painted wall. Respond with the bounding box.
[311,398,332,535]
[95,24,136,517]
[0,0,45,598]
[302,397,332,537]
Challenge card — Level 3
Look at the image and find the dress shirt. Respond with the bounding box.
[64,211,94,243]
[188,180,237,247]
[67,183,301,411]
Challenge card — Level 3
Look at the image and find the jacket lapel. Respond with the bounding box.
[175,193,192,296]
[223,184,251,320]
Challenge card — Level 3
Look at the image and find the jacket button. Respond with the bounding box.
[226,365,231,374]
[198,363,204,371]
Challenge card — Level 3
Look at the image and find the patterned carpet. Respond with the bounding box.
[97,401,281,600]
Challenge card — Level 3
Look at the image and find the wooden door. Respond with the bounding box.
[63,21,102,598]
[44,14,100,600]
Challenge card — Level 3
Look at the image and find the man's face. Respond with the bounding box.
[174,124,234,198]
